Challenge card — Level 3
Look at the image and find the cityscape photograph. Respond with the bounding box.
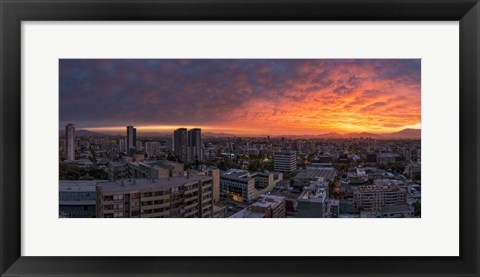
[59,59,421,218]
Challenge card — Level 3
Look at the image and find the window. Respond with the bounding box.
[104,195,113,201]
[131,210,141,216]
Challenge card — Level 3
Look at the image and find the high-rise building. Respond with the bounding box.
[65,123,76,160]
[119,138,127,153]
[174,128,188,163]
[173,128,204,164]
[273,151,297,172]
[188,128,204,162]
[126,126,137,156]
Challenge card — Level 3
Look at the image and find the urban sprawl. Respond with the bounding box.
[60,124,421,218]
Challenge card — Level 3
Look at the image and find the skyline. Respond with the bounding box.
[60,59,421,136]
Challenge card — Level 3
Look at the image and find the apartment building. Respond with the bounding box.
[353,183,407,212]
[96,175,214,218]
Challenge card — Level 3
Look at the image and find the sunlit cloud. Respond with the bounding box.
[60,59,421,136]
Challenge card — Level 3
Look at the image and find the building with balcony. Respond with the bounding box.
[96,175,214,218]
[353,183,407,212]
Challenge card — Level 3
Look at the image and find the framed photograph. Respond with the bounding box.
[1,0,479,276]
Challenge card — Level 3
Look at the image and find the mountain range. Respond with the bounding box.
[59,128,420,139]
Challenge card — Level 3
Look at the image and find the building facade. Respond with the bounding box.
[145,141,161,157]
[126,125,137,156]
[96,176,214,218]
[174,128,188,163]
[353,184,407,212]
[65,123,76,160]
[59,180,103,218]
[274,151,297,172]
[187,128,204,162]
[249,194,286,218]
[220,171,256,203]
[174,128,204,164]
[296,179,329,218]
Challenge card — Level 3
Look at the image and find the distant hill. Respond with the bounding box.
[343,132,383,139]
[340,129,420,139]
[383,128,421,139]
[59,129,111,137]
[58,128,421,139]
[203,132,237,138]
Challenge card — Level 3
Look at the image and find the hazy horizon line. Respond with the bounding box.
[59,127,421,138]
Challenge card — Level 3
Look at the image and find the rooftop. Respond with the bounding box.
[251,194,285,208]
[373,179,404,186]
[229,208,266,218]
[380,204,413,213]
[356,184,405,193]
[97,175,212,193]
[59,180,104,192]
[296,168,337,180]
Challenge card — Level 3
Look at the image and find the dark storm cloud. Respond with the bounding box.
[59,59,421,129]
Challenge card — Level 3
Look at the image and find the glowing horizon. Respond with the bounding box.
[60,59,421,136]
[77,123,422,136]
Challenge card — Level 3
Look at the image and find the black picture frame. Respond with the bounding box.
[1,0,479,276]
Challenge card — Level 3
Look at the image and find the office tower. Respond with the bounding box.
[96,175,214,218]
[126,125,137,156]
[174,128,188,163]
[65,123,76,160]
[273,151,297,172]
[188,128,204,162]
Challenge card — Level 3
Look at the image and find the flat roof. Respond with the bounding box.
[296,168,337,180]
[252,194,286,208]
[59,200,95,205]
[220,173,253,182]
[97,176,212,193]
[229,208,265,218]
[59,180,104,192]
[356,184,404,193]
[380,205,412,213]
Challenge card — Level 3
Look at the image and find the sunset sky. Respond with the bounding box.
[59,59,421,136]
